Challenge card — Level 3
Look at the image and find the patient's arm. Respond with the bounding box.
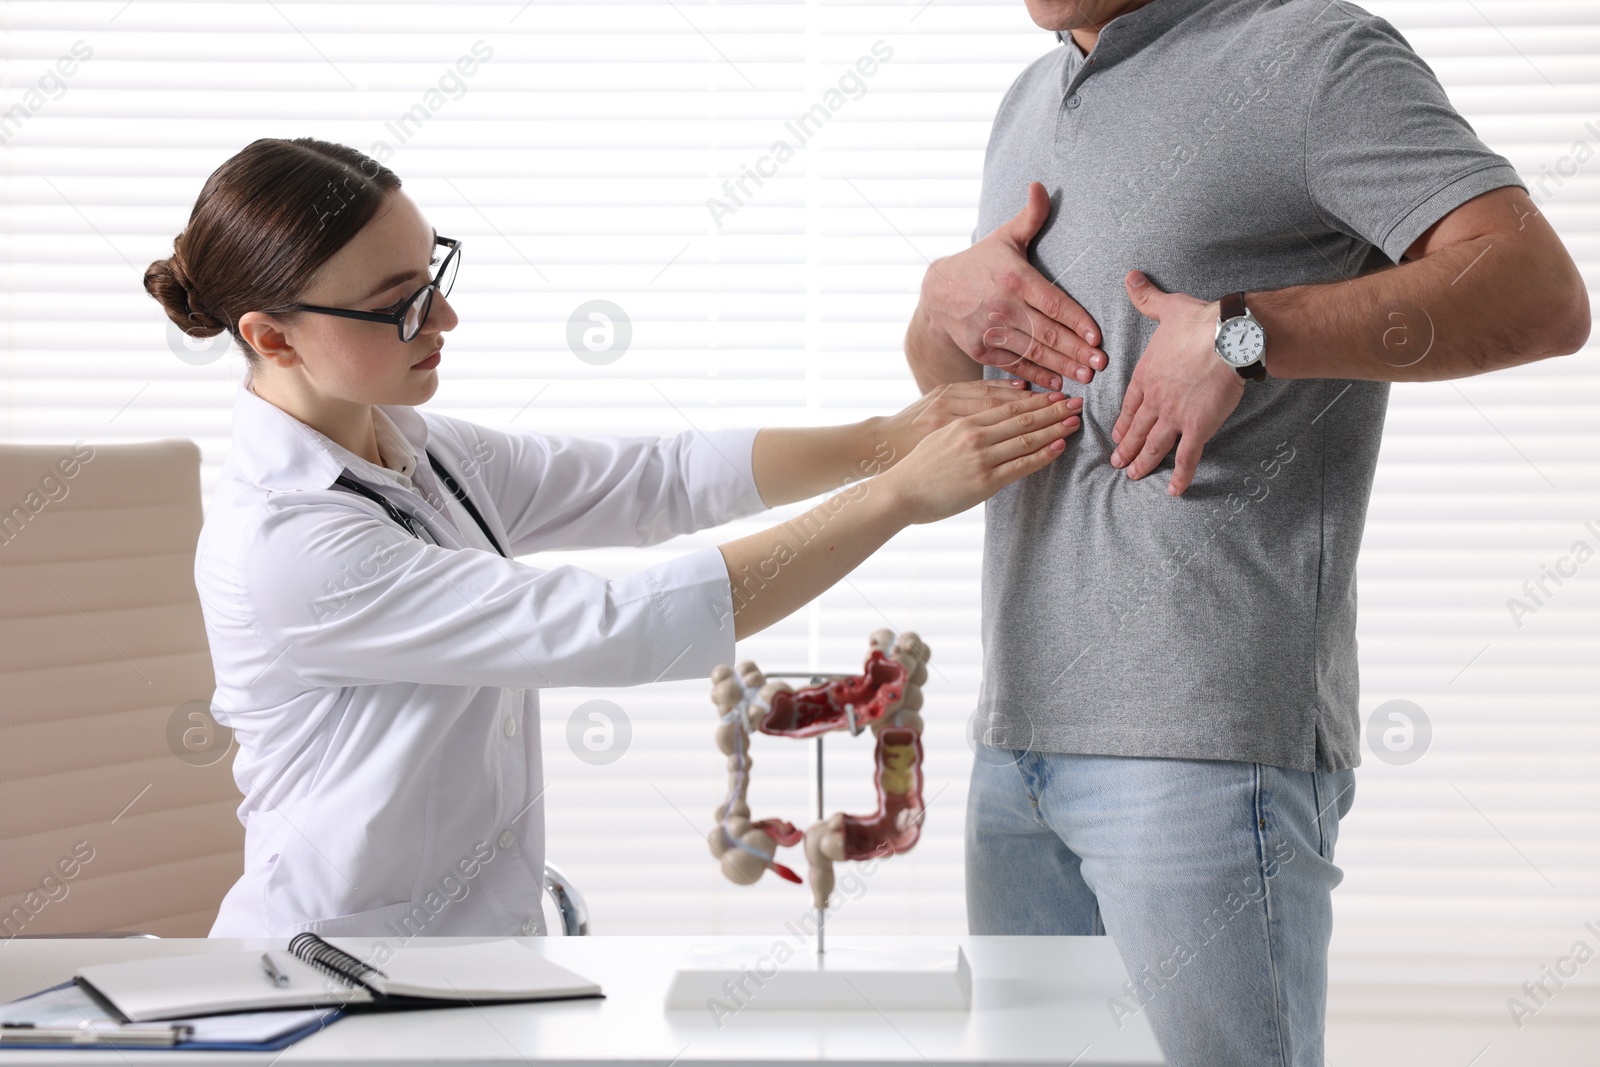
[1251,186,1589,381]
[1110,186,1590,496]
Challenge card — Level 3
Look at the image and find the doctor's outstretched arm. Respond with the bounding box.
[236,384,1077,692]
[720,387,1081,640]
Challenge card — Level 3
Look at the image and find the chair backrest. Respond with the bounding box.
[0,439,244,937]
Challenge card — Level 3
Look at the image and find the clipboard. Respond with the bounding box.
[0,981,342,1052]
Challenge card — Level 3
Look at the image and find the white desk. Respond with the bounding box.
[0,935,1166,1066]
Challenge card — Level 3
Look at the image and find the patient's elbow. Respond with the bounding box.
[1516,257,1593,358]
[1553,279,1592,357]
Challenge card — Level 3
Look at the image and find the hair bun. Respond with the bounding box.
[144,253,227,337]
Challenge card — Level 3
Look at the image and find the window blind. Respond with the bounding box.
[2,0,1595,1045]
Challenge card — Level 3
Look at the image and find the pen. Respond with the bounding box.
[261,950,291,987]
[0,1022,194,1047]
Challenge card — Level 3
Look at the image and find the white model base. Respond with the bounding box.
[664,942,971,1012]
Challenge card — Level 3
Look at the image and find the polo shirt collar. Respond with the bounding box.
[227,368,432,493]
[1054,0,1209,67]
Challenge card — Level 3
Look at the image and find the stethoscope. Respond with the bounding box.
[333,450,507,558]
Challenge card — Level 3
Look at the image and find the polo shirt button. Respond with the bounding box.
[503,717,517,738]
[1066,94,1081,108]
[521,918,539,936]
[498,829,515,849]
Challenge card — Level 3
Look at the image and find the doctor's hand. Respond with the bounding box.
[880,377,1039,462]
[910,181,1106,391]
[877,389,1082,525]
[1112,270,1244,497]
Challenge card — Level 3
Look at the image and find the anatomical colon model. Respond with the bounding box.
[706,628,932,909]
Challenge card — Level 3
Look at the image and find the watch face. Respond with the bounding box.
[1217,318,1265,366]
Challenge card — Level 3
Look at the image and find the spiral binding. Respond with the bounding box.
[287,932,387,993]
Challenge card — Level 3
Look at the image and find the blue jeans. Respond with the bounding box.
[966,746,1355,1067]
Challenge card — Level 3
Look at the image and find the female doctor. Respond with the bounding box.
[144,137,1083,939]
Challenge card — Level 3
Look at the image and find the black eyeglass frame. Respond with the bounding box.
[284,235,461,342]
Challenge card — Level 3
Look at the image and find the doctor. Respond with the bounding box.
[143,136,1083,938]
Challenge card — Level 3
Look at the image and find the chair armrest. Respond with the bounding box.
[542,861,590,936]
[6,932,160,939]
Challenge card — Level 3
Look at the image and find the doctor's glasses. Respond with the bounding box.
[286,235,461,343]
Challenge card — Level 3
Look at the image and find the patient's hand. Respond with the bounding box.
[1112,270,1244,496]
[915,181,1106,390]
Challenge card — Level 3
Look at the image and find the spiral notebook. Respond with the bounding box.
[74,935,602,1023]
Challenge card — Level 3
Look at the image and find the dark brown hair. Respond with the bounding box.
[144,137,401,363]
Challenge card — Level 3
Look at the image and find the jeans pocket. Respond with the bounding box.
[1312,768,1356,861]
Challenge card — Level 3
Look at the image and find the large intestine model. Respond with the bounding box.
[706,628,932,911]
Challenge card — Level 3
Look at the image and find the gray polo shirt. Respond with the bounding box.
[972,0,1524,772]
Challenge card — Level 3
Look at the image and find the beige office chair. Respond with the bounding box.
[0,439,586,938]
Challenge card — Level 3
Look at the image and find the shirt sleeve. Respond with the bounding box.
[243,497,738,689]
[437,417,767,555]
[1304,8,1526,264]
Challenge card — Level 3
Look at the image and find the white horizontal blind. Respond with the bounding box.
[1312,2,1600,1044]
[2,0,1596,1039]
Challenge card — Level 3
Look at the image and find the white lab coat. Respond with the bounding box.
[199,371,765,938]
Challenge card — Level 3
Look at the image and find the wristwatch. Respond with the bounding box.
[1214,291,1267,381]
